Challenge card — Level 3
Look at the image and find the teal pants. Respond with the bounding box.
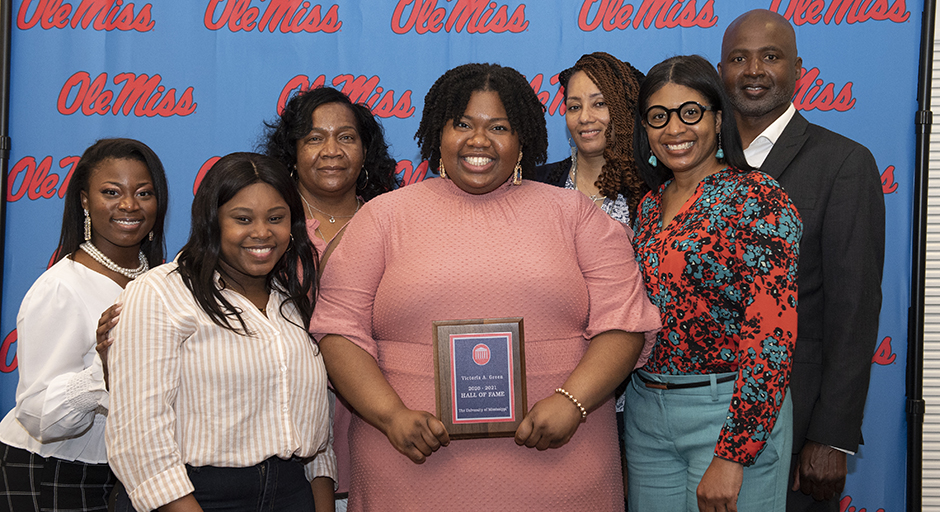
[624,370,792,511]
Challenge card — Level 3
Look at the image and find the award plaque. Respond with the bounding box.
[432,317,526,439]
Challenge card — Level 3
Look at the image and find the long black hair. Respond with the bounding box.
[415,63,548,178]
[58,138,169,265]
[262,87,398,201]
[177,152,317,335]
[634,55,751,190]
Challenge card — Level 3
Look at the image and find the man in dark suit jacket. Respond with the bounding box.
[718,9,885,512]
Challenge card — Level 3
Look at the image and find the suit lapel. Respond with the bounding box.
[759,112,810,180]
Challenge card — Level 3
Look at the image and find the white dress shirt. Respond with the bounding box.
[743,103,797,168]
[106,262,335,512]
[0,257,114,463]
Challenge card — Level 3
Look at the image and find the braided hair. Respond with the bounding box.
[554,52,648,212]
[415,63,548,177]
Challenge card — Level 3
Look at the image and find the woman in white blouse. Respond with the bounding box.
[106,152,334,512]
[0,138,169,511]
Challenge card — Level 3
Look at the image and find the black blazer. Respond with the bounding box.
[759,112,885,453]
[534,158,571,188]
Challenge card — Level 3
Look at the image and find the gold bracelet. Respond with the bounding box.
[555,387,587,421]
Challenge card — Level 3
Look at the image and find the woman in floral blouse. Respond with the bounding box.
[625,55,802,512]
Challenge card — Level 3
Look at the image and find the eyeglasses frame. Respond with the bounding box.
[644,101,715,129]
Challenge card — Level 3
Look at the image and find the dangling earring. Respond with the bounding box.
[439,158,447,179]
[512,150,523,186]
[84,209,91,241]
[148,231,154,242]
[648,154,657,167]
[715,133,724,160]
[358,168,369,186]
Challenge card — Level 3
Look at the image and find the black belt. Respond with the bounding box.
[637,373,735,390]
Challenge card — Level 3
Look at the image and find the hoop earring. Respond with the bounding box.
[648,154,657,167]
[438,158,447,179]
[512,150,523,186]
[291,164,297,179]
[358,167,369,187]
[84,209,91,241]
[715,133,725,160]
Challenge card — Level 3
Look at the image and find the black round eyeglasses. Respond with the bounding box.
[644,101,714,129]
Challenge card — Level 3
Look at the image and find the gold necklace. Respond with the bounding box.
[300,194,361,224]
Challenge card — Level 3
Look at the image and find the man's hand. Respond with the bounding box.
[791,440,847,501]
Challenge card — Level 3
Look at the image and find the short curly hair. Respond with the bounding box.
[553,52,648,212]
[415,63,548,178]
[261,87,397,201]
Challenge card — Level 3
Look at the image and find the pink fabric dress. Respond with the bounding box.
[307,218,354,497]
[310,177,661,511]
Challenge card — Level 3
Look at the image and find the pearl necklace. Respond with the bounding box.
[80,242,149,279]
[300,193,360,224]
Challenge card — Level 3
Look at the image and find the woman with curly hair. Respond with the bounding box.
[309,62,661,511]
[536,52,648,223]
[260,86,398,511]
[263,86,397,257]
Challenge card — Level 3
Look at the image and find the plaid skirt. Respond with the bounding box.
[0,442,115,512]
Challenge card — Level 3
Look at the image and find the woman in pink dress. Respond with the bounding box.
[310,63,662,511]
[262,86,398,510]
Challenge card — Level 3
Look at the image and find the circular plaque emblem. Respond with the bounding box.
[472,343,491,365]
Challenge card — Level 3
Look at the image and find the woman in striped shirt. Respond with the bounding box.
[106,153,335,512]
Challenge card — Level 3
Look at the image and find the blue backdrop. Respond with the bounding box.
[3,1,918,509]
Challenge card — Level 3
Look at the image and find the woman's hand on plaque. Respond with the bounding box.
[514,392,581,450]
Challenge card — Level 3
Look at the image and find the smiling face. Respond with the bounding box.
[294,102,366,202]
[565,71,610,159]
[217,182,291,287]
[439,89,521,195]
[81,158,157,258]
[644,83,722,181]
[718,11,801,124]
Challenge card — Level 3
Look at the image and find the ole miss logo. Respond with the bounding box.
[472,344,491,365]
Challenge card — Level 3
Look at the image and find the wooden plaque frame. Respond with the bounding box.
[432,317,526,439]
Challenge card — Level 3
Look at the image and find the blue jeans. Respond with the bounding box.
[115,456,314,511]
[624,370,792,511]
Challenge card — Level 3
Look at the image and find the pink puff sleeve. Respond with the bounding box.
[309,206,386,359]
[571,196,662,367]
